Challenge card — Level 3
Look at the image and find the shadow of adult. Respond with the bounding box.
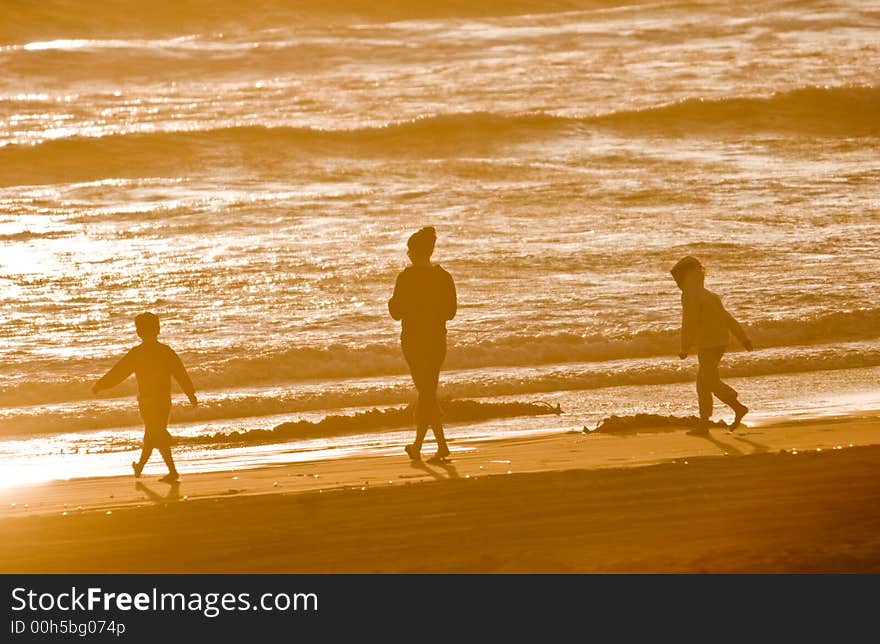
[136,480,180,504]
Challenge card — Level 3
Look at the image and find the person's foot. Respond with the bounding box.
[729,404,749,431]
[132,461,143,478]
[405,444,421,461]
[159,472,179,483]
[427,447,451,463]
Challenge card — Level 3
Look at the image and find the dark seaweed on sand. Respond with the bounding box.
[186,399,563,446]
[586,414,727,435]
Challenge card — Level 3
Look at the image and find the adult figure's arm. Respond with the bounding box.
[442,270,457,321]
[388,272,405,321]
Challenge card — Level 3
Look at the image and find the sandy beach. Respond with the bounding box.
[2,414,878,573]
[3,0,880,580]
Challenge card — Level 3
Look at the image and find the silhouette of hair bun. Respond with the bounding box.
[135,312,160,336]
[407,226,437,257]
[670,255,703,288]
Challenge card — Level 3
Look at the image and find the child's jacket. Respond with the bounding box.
[680,286,748,352]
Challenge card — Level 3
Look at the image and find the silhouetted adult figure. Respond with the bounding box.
[389,226,457,462]
[671,256,752,435]
[92,312,197,482]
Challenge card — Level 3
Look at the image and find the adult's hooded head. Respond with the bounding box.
[407,226,437,261]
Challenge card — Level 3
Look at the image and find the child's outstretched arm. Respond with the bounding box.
[724,308,753,351]
[170,350,198,406]
[92,351,135,395]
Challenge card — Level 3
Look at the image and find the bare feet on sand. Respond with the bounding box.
[427,447,451,463]
[729,404,749,431]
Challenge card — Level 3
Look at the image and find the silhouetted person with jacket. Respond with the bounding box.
[671,256,752,434]
[389,226,457,462]
[92,312,197,482]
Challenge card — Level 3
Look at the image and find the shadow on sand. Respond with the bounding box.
[696,432,745,456]
[731,433,771,454]
[410,459,460,481]
[697,429,771,456]
[136,480,180,504]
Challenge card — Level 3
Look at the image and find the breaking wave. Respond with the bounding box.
[3,339,880,435]
[3,307,880,411]
[1,0,637,45]
[3,85,876,185]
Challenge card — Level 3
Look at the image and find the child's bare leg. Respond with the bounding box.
[137,446,152,468]
[133,446,153,477]
[412,421,429,455]
[709,358,748,429]
[430,403,449,457]
[158,447,178,477]
[696,352,718,424]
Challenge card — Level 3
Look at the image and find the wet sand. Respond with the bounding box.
[1,416,879,572]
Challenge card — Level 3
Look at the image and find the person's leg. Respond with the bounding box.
[143,402,177,479]
[424,372,449,456]
[426,343,449,457]
[156,406,178,480]
[158,446,178,477]
[134,445,153,476]
[412,419,430,456]
[403,342,430,459]
[704,347,732,403]
[412,365,434,453]
[712,374,740,409]
[696,349,717,423]
[134,403,154,477]
[709,349,749,428]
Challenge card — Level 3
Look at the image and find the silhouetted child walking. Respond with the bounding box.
[92,312,197,482]
[671,256,753,435]
[389,226,457,462]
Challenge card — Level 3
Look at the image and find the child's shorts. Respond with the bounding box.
[138,399,173,450]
